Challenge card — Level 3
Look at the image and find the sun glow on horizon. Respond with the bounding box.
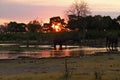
[0,18,29,25]
[51,23,62,32]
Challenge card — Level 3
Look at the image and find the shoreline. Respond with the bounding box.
[0,51,119,60]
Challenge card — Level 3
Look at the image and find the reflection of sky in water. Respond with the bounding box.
[0,45,107,59]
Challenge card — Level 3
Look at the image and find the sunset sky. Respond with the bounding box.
[0,0,120,24]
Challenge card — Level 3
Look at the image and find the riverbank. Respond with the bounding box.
[0,52,120,80]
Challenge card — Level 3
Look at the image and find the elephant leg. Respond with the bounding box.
[106,42,109,51]
[111,43,114,51]
[59,44,62,50]
[115,42,118,51]
[108,43,111,51]
[53,43,56,50]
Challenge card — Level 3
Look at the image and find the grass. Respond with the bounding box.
[0,45,44,51]
[1,70,120,80]
[0,72,63,80]
[0,53,120,80]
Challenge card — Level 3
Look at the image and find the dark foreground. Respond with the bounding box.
[0,52,120,80]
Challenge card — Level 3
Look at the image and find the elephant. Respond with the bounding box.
[53,37,66,50]
[53,32,80,50]
[106,35,118,51]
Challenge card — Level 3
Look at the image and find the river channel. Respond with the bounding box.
[0,45,109,59]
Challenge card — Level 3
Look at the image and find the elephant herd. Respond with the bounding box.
[53,33,119,51]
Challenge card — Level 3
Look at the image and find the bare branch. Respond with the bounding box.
[66,0,91,17]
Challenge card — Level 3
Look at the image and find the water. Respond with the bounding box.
[0,45,107,59]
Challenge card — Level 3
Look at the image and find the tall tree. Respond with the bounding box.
[7,22,18,33]
[116,15,120,25]
[7,22,27,33]
[66,0,90,17]
[66,0,91,31]
[27,20,42,33]
[101,16,113,30]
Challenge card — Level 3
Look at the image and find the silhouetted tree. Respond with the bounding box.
[67,15,87,31]
[85,16,94,30]
[0,24,7,33]
[49,16,67,32]
[116,15,120,27]
[27,20,42,33]
[101,16,112,30]
[66,0,90,31]
[67,17,78,30]
[66,0,90,18]
[66,0,90,17]
[7,22,17,33]
[7,22,26,33]
[92,15,103,30]
[42,23,51,33]
[111,19,120,30]
[17,23,27,32]
[117,15,120,20]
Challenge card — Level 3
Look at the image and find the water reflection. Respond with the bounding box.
[0,45,107,59]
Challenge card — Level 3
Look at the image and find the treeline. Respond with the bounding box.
[0,20,42,33]
[67,15,120,31]
[0,15,120,33]
[0,15,120,42]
